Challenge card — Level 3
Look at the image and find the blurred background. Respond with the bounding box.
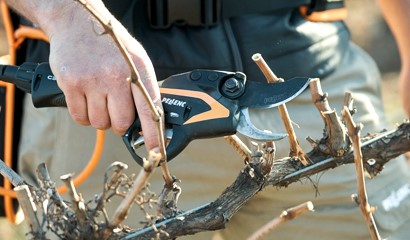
[0,0,406,239]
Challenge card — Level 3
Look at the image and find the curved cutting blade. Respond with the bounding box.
[236,108,287,141]
[239,77,311,108]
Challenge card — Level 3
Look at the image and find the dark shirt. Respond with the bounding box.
[25,0,350,81]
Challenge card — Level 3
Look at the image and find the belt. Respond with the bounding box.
[148,0,345,29]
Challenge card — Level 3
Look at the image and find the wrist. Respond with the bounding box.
[5,0,73,26]
[7,0,115,40]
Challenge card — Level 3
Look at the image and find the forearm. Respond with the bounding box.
[377,0,410,116]
[377,0,410,67]
[4,0,116,38]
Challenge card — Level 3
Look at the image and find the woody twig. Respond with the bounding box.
[106,150,162,237]
[60,174,88,227]
[341,106,381,240]
[247,201,314,240]
[224,135,252,163]
[343,91,356,115]
[307,79,350,157]
[14,185,43,237]
[36,163,67,209]
[252,53,309,166]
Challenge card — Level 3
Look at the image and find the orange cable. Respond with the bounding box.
[14,25,49,47]
[0,131,105,198]
[3,80,15,222]
[1,0,17,223]
[57,129,105,194]
[1,1,15,64]
[0,186,16,197]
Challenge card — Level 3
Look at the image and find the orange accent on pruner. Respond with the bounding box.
[160,88,230,124]
[299,6,347,22]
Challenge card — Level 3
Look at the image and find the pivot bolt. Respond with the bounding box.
[224,78,239,93]
[221,76,245,99]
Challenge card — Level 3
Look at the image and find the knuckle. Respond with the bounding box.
[70,112,90,126]
[111,117,134,135]
[57,70,92,91]
[90,117,111,130]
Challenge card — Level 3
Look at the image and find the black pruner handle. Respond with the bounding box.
[31,62,67,107]
[122,117,186,166]
[122,117,146,166]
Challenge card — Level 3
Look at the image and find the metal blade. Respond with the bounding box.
[239,77,311,108]
[236,108,288,141]
[132,129,173,148]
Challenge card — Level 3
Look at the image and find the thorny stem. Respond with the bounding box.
[252,53,309,166]
[341,106,381,240]
[74,0,173,186]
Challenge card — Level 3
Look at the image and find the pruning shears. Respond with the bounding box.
[0,62,311,166]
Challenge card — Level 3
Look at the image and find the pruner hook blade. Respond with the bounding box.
[236,108,287,141]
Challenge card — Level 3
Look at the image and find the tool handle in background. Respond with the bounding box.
[0,62,66,107]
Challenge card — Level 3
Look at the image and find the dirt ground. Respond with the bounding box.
[0,1,407,239]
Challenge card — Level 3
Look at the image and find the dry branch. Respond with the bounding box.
[109,150,162,230]
[307,79,349,157]
[36,163,67,209]
[252,53,309,166]
[224,135,252,163]
[14,185,43,237]
[2,120,409,239]
[247,201,314,240]
[123,121,410,239]
[342,106,381,240]
[60,174,88,227]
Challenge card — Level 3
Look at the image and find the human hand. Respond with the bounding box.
[41,2,162,150]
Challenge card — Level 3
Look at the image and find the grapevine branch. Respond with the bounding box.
[247,201,314,240]
[342,106,381,240]
[123,120,410,239]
